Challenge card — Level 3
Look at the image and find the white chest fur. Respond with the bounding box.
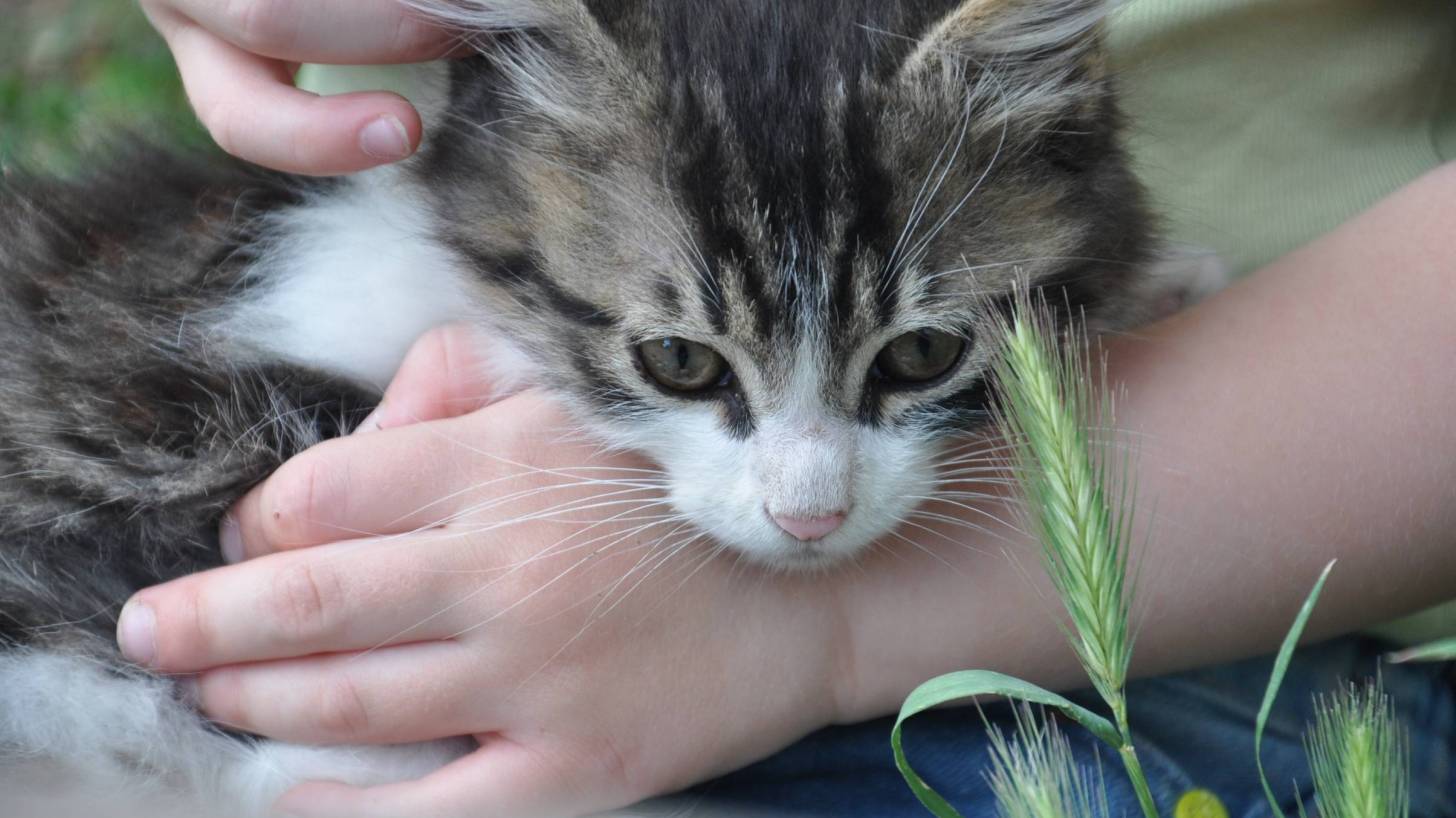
[219,168,483,390]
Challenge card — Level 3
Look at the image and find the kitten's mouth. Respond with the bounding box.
[764,532,867,572]
[774,546,841,570]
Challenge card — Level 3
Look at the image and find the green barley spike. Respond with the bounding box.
[991,299,1133,710]
[991,294,1156,818]
[1305,679,1409,818]
[985,706,1111,818]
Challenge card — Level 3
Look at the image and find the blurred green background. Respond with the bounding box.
[1,0,204,171]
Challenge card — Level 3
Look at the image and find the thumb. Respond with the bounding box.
[357,323,517,434]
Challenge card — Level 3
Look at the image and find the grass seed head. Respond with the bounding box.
[1305,679,1410,818]
[992,296,1135,707]
[985,706,1110,818]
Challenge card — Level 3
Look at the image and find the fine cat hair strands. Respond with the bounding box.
[0,0,1214,813]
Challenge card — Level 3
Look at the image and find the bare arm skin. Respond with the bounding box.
[838,160,1456,722]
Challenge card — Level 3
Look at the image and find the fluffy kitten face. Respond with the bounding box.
[416,0,1152,568]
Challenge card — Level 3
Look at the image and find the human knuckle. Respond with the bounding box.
[225,0,290,52]
[313,675,371,740]
[267,561,339,642]
[259,458,324,547]
[584,736,634,789]
[535,739,642,803]
[162,583,217,667]
[200,671,249,728]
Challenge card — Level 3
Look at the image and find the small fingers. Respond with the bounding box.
[119,539,465,672]
[224,422,474,561]
[193,642,478,745]
[163,21,422,174]
[222,324,515,562]
[225,393,590,563]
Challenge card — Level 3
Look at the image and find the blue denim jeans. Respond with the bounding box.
[668,637,1456,817]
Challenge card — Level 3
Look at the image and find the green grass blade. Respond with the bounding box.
[1385,636,1456,664]
[893,670,1121,817]
[1256,559,1337,818]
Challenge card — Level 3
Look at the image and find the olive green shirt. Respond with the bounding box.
[1110,0,1456,643]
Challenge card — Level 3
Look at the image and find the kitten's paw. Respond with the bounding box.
[230,737,475,813]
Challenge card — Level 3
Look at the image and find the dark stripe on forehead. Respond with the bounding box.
[537,276,620,329]
[672,86,771,336]
[834,87,896,326]
[449,240,619,329]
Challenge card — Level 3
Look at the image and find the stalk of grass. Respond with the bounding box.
[1304,679,1409,818]
[891,295,1155,818]
[984,706,1110,818]
[989,297,1156,818]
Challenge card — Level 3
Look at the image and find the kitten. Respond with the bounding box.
[0,0,1210,813]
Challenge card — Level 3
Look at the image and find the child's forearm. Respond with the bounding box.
[834,161,1456,724]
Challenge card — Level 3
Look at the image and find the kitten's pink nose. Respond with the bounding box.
[772,512,847,542]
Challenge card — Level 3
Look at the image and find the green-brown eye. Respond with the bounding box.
[637,337,729,391]
[874,329,965,384]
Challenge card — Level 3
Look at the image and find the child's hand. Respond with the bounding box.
[116,325,850,817]
[139,0,456,174]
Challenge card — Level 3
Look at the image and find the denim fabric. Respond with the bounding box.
[669,637,1455,817]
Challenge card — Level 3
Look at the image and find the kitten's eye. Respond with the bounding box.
[637,337,729,392]
[874,329,965,384]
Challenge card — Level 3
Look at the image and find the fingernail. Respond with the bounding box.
[358,115,411,160]
[117,600,157,667]
[220,514,244,564]
[352,405,384,435]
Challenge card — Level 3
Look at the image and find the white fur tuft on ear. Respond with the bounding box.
[902,0,1114,76]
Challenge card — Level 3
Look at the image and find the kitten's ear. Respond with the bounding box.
[899,0,1112,117]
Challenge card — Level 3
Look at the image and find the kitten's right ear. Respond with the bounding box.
[898,0,1114,121]
[901,0,1111,72]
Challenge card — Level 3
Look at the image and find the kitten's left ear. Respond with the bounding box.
[899,0,1113,118]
